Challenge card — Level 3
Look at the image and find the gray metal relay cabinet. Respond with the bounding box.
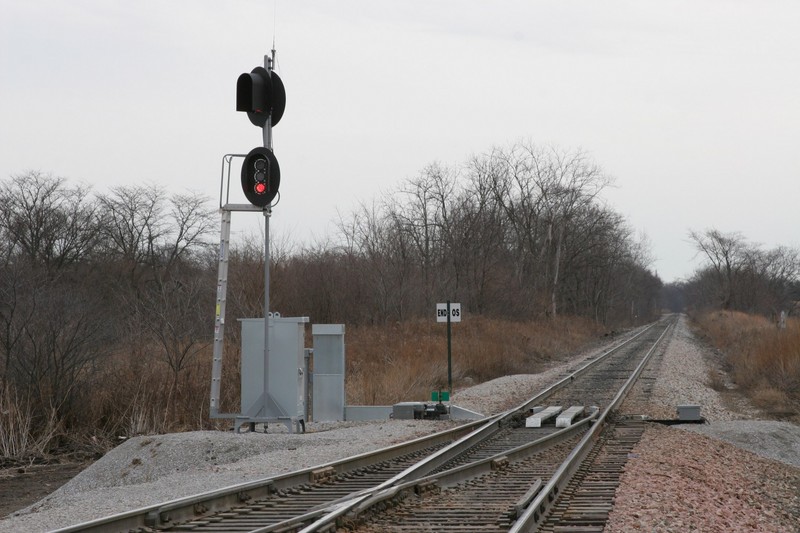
[238,316,309,432]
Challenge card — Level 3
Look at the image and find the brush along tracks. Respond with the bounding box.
[54,318,674,533]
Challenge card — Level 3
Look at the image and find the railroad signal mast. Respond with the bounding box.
[209,49,296,429]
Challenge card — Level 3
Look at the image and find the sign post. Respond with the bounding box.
[436,301,461,391]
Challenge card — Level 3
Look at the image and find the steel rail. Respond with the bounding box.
[348,414,596,517]
[296,320,663,533]
[211,419,595,533]
[293,421,591,533]
[386,321,657,484]
[508,318,674,532]
[50,419,484,533]
[512,321,661,415]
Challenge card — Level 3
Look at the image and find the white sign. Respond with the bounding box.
[436,302,462,323]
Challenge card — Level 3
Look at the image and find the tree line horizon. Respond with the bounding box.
[0,140,796,448]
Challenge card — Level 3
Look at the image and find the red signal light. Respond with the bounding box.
[241,147,280,207]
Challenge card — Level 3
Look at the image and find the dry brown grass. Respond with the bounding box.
[750,384,793,413]
[0,388,62,462]
[705,368,727,392]
[0,315,607,459]
[693,311,800,417]
[345,316,604,405]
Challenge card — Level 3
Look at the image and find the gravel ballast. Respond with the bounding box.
[604,424,800,533]
[0,421,459,532]
[1,315,798,532]
[606,315,800,532]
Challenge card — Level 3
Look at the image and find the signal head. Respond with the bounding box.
[241,147,280,207]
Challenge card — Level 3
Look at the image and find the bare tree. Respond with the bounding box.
[138,272,212,420]
[477,143,613,318]
[528,146,611,318]
[0,259,40,392]
[689,229,747,310]
[485,144,547,312]
[162,192,216,273]
[456,163,509,314]
[13,277,111,420]
[390,164,455,312]
[95,184,165,286]
[0,172,99,271]
[0,173,107,424]
[685,228,800,317]
[760,246,800,315]
[337,200,413,321]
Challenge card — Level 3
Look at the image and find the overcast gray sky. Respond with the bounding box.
[2,1,799,283]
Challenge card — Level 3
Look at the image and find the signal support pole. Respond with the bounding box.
[262,50,275,421]
[212,48,292,431]
[262,52,274,149]
[263,207,271,420]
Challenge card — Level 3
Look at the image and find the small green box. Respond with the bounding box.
[431,391,450,402]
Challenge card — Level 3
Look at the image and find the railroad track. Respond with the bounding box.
[326,317,674,533]
[51,422,483,533]
[55,317,675,533]
[537,418,646,532]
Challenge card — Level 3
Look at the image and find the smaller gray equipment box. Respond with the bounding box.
[393,402,425,420]
[677,404,702,422]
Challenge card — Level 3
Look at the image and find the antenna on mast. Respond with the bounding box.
[271,0,278,68]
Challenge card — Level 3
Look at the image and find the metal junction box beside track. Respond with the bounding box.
[393,402,426,419]
[240,317,309,431]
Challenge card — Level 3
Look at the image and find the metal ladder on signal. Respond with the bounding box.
[209,209,232,417]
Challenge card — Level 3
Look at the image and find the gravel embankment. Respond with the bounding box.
[2,316,798,532]
[607,315,800,532]
[605,423,799,532]
[0,420,459,532]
